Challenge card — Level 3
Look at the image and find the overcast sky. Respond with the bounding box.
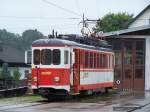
[0,0,149,35]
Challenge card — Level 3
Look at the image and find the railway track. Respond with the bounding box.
[0,86,28,98]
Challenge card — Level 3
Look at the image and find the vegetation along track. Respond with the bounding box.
[0,92,114,111]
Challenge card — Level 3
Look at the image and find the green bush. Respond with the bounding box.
[13,68,21,80]
[0,63,12,79]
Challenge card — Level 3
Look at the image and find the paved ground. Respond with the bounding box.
[0,91,150,112]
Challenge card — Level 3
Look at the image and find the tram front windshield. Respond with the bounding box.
[33,49,61,65]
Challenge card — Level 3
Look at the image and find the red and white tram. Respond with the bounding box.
[31,36,114,98]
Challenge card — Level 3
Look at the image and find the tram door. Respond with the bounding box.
[72,49,80,93]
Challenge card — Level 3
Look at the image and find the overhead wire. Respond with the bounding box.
[95,0,100,18]
[74,0,81,15]
[0,23,78,29]
[41,0,81,17]
[0,16,80,20]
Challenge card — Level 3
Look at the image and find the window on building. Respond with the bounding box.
[136,52,144,65]
[136,41,144,65]
[124,51,132,65]
[124,42,132,65]
[115,51,121,65]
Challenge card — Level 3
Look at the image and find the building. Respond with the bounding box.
[97,4,150,92]
[128,4,150,28]
[102,25,150,92]
[0,44,31,79]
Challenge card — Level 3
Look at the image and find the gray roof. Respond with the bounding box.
[97,25,150,37]
[0,45,25,63]
[32,38,112,52]
[32,38,78,47]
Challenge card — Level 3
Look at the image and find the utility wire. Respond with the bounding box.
[74,0,81,15]
[41,0,81,17]
[95,0,100,17]
[1,23,78,29]
[0,16,80,20]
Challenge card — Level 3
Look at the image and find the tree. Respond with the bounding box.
[21,29,44,50]
[0,29,44,51]
[13,68,21,81]
[95,12,133,32]
[0,63,12,79]
[0,29,21,50]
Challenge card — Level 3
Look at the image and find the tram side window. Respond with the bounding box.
[105,54,107,69]
[109,55,111,69]
[41,49,51,65]
[90,52,93,68]
[104,54,106,68]
[97,53,99,68]
[80,50,84,66]
[33,49,40,65]
[107,54,110,69]
[100,54,103,68]
[110,55,112,69]
[64,50,69,64]
[53,49,61,65]
[103,54,106,68]
[85,52,89,68]
[105,54,108,69]
[94,53,96,68]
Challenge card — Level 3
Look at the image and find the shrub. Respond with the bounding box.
[13,68,21,80]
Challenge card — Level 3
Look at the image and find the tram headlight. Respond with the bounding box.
[54,76,60,82]
[33,76,38,82]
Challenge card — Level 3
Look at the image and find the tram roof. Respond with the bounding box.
[32,38,113,52]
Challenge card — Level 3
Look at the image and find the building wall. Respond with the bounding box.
[129,8,150,28]
[107,37,146,91]
[145,37,150,90]
[9,67,31,79]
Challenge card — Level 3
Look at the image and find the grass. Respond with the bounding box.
[0,90,116,104]
[0,95,45,105]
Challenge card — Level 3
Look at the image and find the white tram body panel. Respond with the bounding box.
[80,71,113,85]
